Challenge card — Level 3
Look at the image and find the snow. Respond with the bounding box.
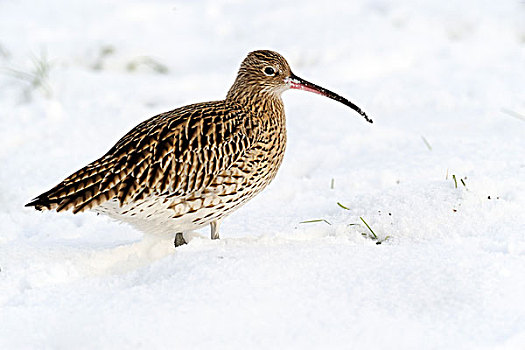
[1,0,524,348]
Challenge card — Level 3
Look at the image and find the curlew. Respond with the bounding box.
[26,50,372,247]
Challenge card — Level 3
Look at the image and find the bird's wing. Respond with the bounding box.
[25,101,260,213]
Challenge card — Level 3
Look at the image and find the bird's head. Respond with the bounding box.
[227,50,372,123]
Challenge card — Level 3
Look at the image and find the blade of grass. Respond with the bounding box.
[501,108,525,122]
[337,202,350,210]
[421,136,432,151]
[299,219,332,225]
[452,174,458,188]
[359,217,377,239]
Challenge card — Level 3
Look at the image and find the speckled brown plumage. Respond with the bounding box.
[26,50,371,247]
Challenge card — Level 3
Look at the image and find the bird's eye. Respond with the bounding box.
[263,66,276,76]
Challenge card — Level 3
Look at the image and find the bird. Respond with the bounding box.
[25,50,372,247]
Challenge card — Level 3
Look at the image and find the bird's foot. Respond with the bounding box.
[210,220,220,240]
[174,232,187,247]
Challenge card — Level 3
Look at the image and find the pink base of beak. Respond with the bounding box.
[288,78,326,97]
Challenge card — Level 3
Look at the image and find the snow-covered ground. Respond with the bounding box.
[1,0,524,348]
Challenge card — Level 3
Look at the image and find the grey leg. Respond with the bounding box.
[174,232,187,247]
[210,220,221,240]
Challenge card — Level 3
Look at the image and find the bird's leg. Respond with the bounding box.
[210,220,221,240]
[174,232,187,247]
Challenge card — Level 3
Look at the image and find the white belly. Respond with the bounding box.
[92,192,241,236]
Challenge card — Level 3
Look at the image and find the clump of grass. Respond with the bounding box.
[299,203,391,244]
[91,45,116,70]
[90,46,169,75]
[126,56,169,74]
[4,50,53,101]
[451,174,467,189]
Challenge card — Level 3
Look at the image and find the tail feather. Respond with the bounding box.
[25,160,117,213]
[25,195,57,211]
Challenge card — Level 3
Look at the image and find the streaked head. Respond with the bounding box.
[227,50,372,123]
[228,50,293,96]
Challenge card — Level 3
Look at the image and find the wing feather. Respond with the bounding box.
[25,101,260,213]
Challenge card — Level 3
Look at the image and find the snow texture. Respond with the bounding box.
[1,0,524,349]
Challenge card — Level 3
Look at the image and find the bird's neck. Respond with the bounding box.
[226,85,285,122]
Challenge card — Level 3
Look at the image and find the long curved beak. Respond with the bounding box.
[285,74,373,123]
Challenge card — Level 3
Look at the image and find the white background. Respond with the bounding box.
[1,0,524,348]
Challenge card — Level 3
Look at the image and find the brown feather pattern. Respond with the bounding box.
[26,49,369,240]
[27,100,263,215]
